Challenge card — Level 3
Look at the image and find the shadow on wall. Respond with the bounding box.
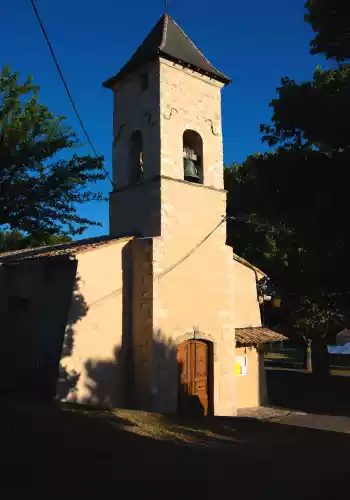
[56,241,205,414]
[0,244,199,413]
[56,245,132,407]
[0,256,79,402]
[69,242,134,408]
[56,273,89,401]
[56,243,132,406]
[2,242,204,414]
[82,330,205,415]
[59,323,205,416]
[152,329,206,415]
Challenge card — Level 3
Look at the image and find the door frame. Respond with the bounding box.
[177,336,214,416]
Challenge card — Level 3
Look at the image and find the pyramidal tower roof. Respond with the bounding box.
[103,14,231,88]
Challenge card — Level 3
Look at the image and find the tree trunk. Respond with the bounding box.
[304,340,312,371]
[311,337,330,380]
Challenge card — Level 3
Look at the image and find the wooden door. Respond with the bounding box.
[178,340,209,415]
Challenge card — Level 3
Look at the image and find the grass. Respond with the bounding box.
[4,401,350,496]
[265,352,288,359]
[265,347,350,374]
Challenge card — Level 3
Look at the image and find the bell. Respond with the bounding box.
[184,157,200,182]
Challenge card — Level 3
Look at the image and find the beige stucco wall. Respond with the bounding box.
[152,177,236,415]
[159,58,225,190]
[233,259,262,329]
[235,347,267,408]
[233,260,265,408]
[57,240,130,407]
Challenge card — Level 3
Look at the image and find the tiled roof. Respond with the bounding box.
[0,235,134,263]
[103,14,231,87]
[235,326,287,346]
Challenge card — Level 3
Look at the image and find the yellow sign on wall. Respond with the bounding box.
[235,355,248,376]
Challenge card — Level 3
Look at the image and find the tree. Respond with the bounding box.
[225,2,350,378]
[0,230,72,253]
[0,66,106,236]
[225,153,348,377]
[305,0,350,61]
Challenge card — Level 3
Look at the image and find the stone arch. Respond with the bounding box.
[129,130,143,184]
[183,129,203,184]
[175,330,217,361]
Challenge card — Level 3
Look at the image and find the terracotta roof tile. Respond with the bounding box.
[0,235,134,263]
[235,326,287,346]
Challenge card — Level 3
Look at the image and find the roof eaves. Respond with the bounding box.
[158,51,231,84]
[235,326,287,346]
[232,252,267,279]
[168,16,231,84]
[0,235,135,263]
[102,57,155,88]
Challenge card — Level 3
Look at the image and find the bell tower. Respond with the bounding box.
[103,13,231,238]
[104,15,236,416]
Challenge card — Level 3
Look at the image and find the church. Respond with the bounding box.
[0,14,284,415]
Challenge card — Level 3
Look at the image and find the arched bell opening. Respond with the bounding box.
[129,130,143,185]
[183,130,203,184]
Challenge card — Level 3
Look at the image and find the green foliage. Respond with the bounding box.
[0,230,72,252]
[305,0,350,61]
[261,65,350,151]
[0,66,106,236]
[225,4,350,349]
[225,154,349,343]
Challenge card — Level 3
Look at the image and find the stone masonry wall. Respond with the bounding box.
[159,58,225,190]
[111,61,161,190]
[130,238,154,409]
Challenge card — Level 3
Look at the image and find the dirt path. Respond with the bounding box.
[239,405,350,433]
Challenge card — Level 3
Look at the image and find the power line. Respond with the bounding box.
[29,0,115,190]
[87,219,226,308]
[88,214,284,309]
[86,214,284,308]
[157,217,226,279]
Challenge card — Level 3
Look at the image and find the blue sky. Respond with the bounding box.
[2,0,325,238]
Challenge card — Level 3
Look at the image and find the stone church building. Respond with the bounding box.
[0,14,284,415]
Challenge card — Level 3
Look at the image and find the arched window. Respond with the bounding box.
[183,130,203,184]
[129,131,143,184]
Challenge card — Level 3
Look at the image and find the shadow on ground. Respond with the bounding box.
[266,367,350,417]
[4,402,349,496]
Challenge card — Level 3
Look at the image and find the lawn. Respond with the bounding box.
[265,346,350,374]
[4,401,350,496]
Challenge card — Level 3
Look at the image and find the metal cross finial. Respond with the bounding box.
[165,0,168,14]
